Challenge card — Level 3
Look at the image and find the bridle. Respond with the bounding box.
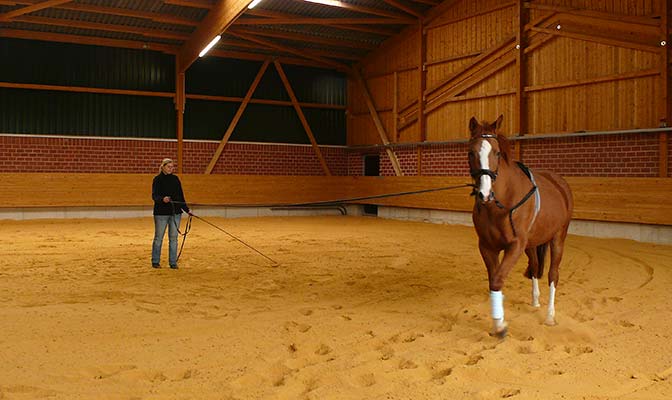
[469,133,502,204]
[469,133,540,237]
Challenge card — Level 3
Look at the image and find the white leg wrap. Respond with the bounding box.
[531,277,541,307]
[490,290,504,320]
[545,282,557,325]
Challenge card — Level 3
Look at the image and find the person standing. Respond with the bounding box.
[151,158,191,269]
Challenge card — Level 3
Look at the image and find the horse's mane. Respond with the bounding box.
[496,133,512,163]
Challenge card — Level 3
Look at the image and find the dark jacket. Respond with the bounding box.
[152,172,190,215]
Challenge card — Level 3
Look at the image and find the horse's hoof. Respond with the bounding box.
[490,322,509,338]
[491,326,508,339]
[531,301,541,308]
[544,317,557,326]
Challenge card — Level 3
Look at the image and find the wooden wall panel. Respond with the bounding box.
[2,173,671,226]
[350,0,668,146]
[361,28,419,79]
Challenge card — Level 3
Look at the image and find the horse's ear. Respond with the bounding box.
[469,117,479,136]
[492,114,504,131]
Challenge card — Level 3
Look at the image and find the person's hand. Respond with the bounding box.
[163,196,171,203]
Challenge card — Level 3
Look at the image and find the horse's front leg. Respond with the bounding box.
[479,242,505,337]
[488,239,527,337]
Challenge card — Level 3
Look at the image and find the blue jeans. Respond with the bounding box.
[151,214,182,267]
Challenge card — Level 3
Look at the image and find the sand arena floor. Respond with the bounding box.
[1,216,671,400]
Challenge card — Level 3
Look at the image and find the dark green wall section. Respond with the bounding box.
[185,58,346,145]
[0,38,174,91]
[1,38,346,144]
[184,101,345,145]
[0,88,175,138]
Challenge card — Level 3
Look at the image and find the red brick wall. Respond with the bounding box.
[0,135,348,175]
[520,133,660,177]
[359,132,666,178]
[2,132,667,177]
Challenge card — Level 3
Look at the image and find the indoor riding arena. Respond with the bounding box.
[1,1,672,399]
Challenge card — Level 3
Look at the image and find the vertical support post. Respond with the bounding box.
[514,0,527,162]
[418,22,427,175]
[660,0,670,177]
[418,22,427,142]
[393,71,399,142]
[175,58,186,174]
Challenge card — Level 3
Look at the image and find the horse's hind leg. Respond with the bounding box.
[524,248,541,307]
[546,229,569,326]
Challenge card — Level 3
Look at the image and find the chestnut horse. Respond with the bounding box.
[468,115,573,337]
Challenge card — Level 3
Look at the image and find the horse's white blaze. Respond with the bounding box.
[531,277,541,307]
[545,282,557,325]
[478,140,493,199]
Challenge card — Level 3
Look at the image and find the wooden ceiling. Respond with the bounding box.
[0,0,445,72]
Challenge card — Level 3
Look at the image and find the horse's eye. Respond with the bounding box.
[495,151,501,157]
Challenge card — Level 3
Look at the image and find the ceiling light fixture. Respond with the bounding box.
[199,35,221,57]
[248,0,263,9]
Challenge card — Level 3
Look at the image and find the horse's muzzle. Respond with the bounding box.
[477,191,495,203]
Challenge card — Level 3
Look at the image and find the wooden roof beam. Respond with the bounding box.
[0,0,200,26]
[0,0,70,21]
[230,27,376,50]
[223,33,362,60]
[382,0,423,18]
[163,0,214,8]
[12,15,191,40]
[235,17,416,25]
[295,0,411,19]
[0,28,178,53]
[177,0,254,73]
[227,30,351,71]
[245,8,397,35]
[208,49,342,69]
[409,0,440,5]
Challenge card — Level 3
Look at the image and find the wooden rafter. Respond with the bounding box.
[230,27,376,50]
[163,0,214,8]
[353,68,403,176]
[227,30,350,71]
[0,0,70,21]
[0,28,178,53]
[295,0,410,19]
[209,49,340,69]
[426,2,516,32]
[12,15,191,40]
[204,60,270,175]
[409,0,440,5]
[223,34,362,60]
[245,8,398,35]
[383,0,422,18]
[177,0,253,73]
[0,0,200,26]
[526,3,660,27]
[422,0,459,25]
[274,60,332,176]
[235,16,416,25]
